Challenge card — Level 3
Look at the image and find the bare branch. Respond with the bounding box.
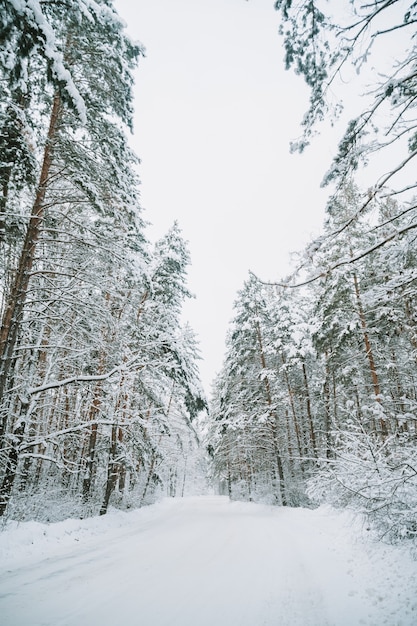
[253,219,417,289]
[28,355,144,396]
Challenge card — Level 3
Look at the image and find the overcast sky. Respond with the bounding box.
[114,0,335,392]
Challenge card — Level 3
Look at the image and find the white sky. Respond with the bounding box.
[114,0,335,392]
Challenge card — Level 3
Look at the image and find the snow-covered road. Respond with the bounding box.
[0,496,416,626]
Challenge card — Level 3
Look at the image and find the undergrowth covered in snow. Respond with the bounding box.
[308,428,417,546]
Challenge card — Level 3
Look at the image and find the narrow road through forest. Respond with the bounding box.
[0,496,416,625]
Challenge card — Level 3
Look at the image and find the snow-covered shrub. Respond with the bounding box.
[5,488,90,524]
[307,427,417,542]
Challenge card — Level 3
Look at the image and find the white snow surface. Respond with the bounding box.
[0,496,416,626]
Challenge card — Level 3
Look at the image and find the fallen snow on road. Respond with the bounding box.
[0,496,416,626]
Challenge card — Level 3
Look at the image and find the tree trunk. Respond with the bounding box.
[352,272,388,436]
[99,369,128,515]
[141,434,163,504]
[0,93,62,419]
[81,381,104,502]
[226,457,232,499]
[254,319,287,504]
[271,417,287,505]
[280,352,304,461]
[323,353,333,459]
[0,404,28,516]
[99,422,119,516]
[302,361,317,457]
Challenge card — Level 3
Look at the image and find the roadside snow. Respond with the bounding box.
[0,496,416,625]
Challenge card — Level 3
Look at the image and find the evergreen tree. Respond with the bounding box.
[208,275,318,506]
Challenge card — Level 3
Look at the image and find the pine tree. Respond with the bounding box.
[0,0,145,516]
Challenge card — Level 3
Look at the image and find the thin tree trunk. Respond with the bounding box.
[302,361,317,457]
[82,392,101,502]
[404,296,417,354]
[141,384,175,504]
[352,272,388,436]
[117,426,126,495]
[141,434,163,504]
[253,318,287,504]
[0,401,28,515]
[82,318,109,501]
[99,422,119,516]
[323,353,333,459]
[226,457,232,498]
[285,409,293,460]
[271,416,287,505]
[141,452,156,503]
[280,352,304,461]
[99,370,128,515]
[181,455,187,497]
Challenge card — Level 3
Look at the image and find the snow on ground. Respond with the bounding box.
[0,496,416,626]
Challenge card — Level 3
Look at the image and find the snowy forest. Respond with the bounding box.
[208,1,417,542]
[0,0,207,521]
[1,0,417,546]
